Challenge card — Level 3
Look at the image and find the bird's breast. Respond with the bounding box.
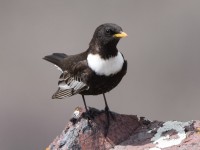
[87,52,124,76]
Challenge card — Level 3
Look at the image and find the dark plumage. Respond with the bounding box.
[43,23,127,136]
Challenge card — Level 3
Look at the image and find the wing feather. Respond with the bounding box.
[52,71,89,99]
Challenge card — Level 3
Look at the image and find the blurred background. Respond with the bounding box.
[0,0,200,150]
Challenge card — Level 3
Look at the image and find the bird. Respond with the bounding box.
[43,23,127,136]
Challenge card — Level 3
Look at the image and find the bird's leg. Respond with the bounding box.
[82,95,92,126]
[103,93,115,119]
[82,95,89,113]
[103,93,115,136]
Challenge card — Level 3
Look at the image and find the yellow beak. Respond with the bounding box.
[113,31,128,38]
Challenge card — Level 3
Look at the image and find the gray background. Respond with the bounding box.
[0,0,200,150]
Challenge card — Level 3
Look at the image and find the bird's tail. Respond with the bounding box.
[43,53,68,69]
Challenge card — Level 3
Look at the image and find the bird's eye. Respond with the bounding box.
[105,29,111,34]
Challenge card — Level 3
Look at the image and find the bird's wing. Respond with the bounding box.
[52,70,89,99]
[52,59,91,99]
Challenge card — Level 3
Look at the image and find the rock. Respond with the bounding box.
[46,107,200,150]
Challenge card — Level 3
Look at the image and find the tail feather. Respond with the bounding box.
[43,53,68,69]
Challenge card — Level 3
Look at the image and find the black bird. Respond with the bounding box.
[43,23,127,135]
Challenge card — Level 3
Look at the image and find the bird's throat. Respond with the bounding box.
[100,44,118,59]
[89,43,118,59]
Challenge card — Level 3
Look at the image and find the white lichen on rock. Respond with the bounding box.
[150,121,193,149]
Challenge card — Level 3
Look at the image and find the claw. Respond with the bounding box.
[82,120,92,133]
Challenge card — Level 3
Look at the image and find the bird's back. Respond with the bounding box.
[61,51,88,72]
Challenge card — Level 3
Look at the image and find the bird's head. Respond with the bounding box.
[89,23,127,50]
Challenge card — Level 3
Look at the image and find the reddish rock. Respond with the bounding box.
[46,107,200,150]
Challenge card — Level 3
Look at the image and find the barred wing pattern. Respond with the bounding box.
[52,71,89,99]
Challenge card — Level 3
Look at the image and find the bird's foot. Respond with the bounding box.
[82,120,93,134]
[82,107,100,120]
[82,109,93,133]
[104,106,116,120]
[82,107,101,134]
[82,111,94,120]
[104,106,116,137]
